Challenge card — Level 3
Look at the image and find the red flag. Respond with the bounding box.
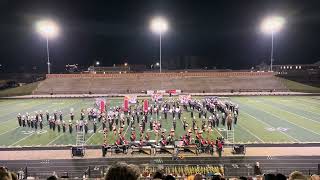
[100,100,105,112]
[124,97,129,112]
[143,99,149,112]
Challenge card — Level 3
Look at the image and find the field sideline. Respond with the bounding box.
[0,96,319,147]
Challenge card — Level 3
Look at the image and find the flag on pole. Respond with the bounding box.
[124,97,129,112]
[95,98,106,112]
[143,99,149,112]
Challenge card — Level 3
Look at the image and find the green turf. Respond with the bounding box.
[280,78,320,93]
[0,82,39,97]
[0,96,319,147]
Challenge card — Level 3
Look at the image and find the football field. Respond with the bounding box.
[0,96,319,147]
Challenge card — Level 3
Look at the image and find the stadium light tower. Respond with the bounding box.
[36,19,59,74]
[261,16,285,71]
[150,17,168,73]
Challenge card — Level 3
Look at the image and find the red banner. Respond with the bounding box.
[143,99,149,112]
[124,97,129,112]
[100,100,105,112]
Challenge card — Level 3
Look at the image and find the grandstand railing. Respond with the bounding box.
[46,72,275,79]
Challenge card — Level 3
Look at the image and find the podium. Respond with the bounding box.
[233,145,245,154]
[71,146,85,157]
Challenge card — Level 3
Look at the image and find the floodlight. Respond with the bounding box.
[261,16,285,34]
[36,20,59,38]
[150,17,168,34]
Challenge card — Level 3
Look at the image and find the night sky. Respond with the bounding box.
[1,0,320,73]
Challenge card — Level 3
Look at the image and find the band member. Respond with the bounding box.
[192,117,196,131]
[178,108,181,119]
[93,120,97,133]
[79,120,83,132]
[139,124,144,135]
[22,115,26,127]
[34,118,38,130]
[57,120,61,132]
[59,111,63,121]
[130,131,136,142]
[112,123,117,135]
[118,125,124,135]
[80,110,85,120]
[53,111,57,121]
[234,111,238,125]
[69,120,73,134]
[173,118,176,130]
[39,110,43,121]
[17,113,22,126]
[98,112,102,122]
[46,110,49,121]
[183,129,192,146]
[127,116,130,126]
[39,118,43,130]
[182,118,187,131]
[84,120,88,134]
[70,112,74,121]
[103,128,108,139]
[160,136,167,146]
[160,130,166,141]
[30,116,34,128]
[167,128,175,145]
[75,120,79,132]
[62,120,66,133]
[145,131,150,141]
[52,117,56,131]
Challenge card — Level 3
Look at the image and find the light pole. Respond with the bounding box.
[150,17,168,73]
[261,16,285,71]
[36,19,59,74]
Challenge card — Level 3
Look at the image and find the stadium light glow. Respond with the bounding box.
[35,19,59,74]
[96,61,100,66]
[150,17,168,73]
[261,16,285,72]
[36,20,59,38]
[261,16,285,34]
[150,17,168,34]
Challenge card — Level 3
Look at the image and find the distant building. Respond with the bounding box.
[273,62,320,73]
[88,64,146,73]
[273,61,320,85]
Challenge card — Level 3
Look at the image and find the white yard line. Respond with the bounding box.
[9,101,80,147]
[47,134,64,145]
[10,132,35,146]
[257,108,320,137]
[238,124,265,143]
[242,111,300,143]
[273,106,320,125]
[299,99,320,106]
[0,127,19,136]
[214,127,224,138]
[85,125,102,144]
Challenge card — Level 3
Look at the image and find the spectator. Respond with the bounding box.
[310,174,320,180]
[153,170,164,179]
[263,174,276,180]
[289,171,306,180]
[276,173,287,180]
[194,173,203,180]
[0,167,14,180]
[47,175,58,180]
[105,162,140,180]
[254,162,262,175]
[165,174,176,180]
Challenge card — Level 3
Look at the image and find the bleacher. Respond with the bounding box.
[33,72,288,94]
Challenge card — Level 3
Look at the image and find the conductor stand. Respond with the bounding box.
[72,126,85,157]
